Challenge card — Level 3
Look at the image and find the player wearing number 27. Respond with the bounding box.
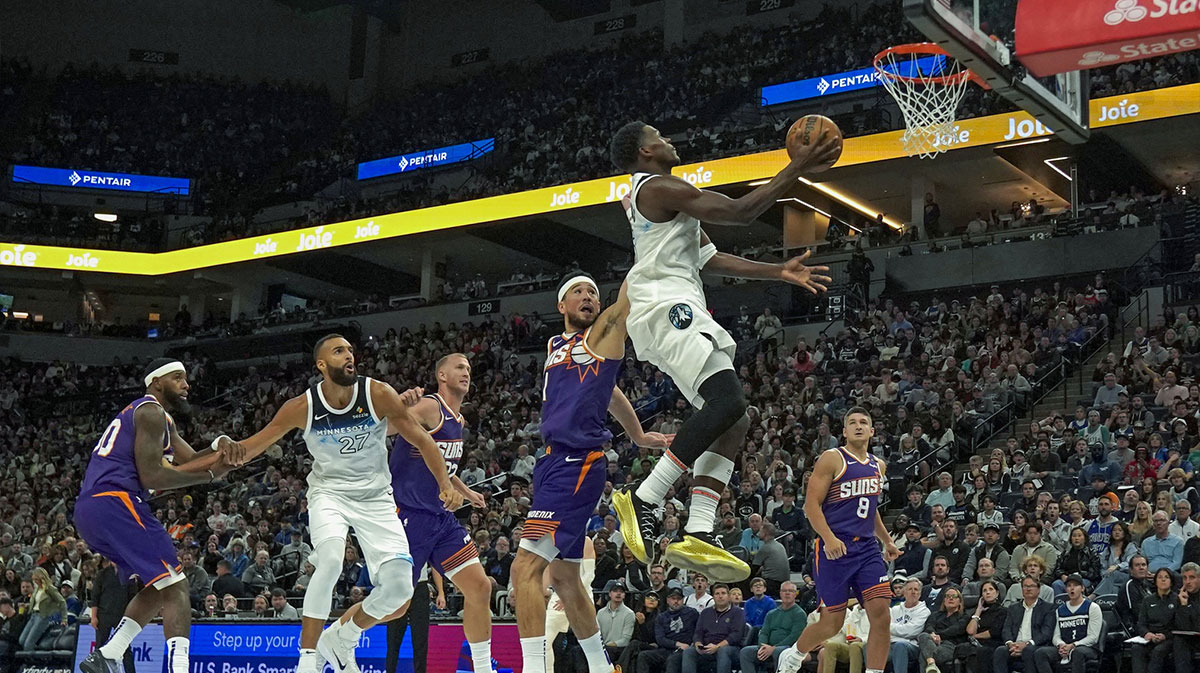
[777,407,900,673]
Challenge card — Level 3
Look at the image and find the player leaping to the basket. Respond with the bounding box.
[608,120,839,583]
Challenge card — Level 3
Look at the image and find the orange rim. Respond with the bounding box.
[873,43,984,87]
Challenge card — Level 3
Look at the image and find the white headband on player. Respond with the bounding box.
[144,361,186,387]
[557,275,598,303]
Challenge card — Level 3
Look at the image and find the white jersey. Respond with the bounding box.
[301,375,391,496]
[624,171,717,312]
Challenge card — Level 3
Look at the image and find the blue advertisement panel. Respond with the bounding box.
[11,165,191,194]
[356,139,495,180]
[760,55,945,105]
[73,622,523,673]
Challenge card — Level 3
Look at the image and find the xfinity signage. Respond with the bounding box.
[761,55,944,106]
[356,138,495,180]
[11,165,191,194]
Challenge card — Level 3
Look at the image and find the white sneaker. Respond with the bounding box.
[317,623,361,673]
[297,650,326,673]
[777,646,809,673]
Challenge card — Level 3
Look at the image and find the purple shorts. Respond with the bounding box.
[397,507,478,581]
[75,491,179,586]
[522,448,607,560]
[812,537,891,612]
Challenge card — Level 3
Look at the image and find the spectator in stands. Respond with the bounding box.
[268,588,298,619]
[682,583,743,673]
[1051,529,1102,594]
[903,488,933,528]
[1168,469,1200,511]
[889,578,931,673]
[1155,370,1190,408]
[1176,563,1200,669]
[916,585,968,673]
[1092,521,1139,596]
[963,556,1005,608]
[212,560,246,599]
[598,580,636,669]
[892,523,932,582]
[929,519,970,583]
[819,600,869,673]
[1171,500,1200,540]
[224,538,250,578]
[1142,511,1185,572]
[242,549,275,596]
[739,514,765,556]
[993,575,1056,673]
[1130,566,1176,673]
[18,568,65,651]
[637,587,697,673]
[926,473,956,509]
[742,578,775,631]
[753,523,791,596]
[1042,502,1074,553]
[1010,523,1060,583]
[1080,447,1123,492]
[964,523,1011,583]
[180,549,209,609]
[921,556,957,610]
[685,574,713,612]
[1095,374,1127,410]
[1037,573,1103,673]
[739,581,804,673]
[1003,556,1054,607]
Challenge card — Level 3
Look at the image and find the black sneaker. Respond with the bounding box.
[80,650,123,673]
[612,486,658,565]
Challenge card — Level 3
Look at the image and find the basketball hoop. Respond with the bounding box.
[874,43,987,159]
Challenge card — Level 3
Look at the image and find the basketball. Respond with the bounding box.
[786,114,843,170]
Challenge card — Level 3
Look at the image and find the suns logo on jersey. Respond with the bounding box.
[545,336,602,382]
[837,477,882,499]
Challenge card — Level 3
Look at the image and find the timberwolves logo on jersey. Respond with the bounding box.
[669,303,693,329]
[546,333,602,382]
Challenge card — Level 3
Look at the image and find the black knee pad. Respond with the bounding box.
[698,370,748,428]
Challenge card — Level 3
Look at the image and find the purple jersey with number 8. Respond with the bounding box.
[822,447,883,540]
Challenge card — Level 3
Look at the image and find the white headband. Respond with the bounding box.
[144,361,186,387]
[557,275,598,303]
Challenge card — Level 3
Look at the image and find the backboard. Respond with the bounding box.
[903,0,1091,144]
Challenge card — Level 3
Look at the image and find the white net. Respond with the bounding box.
[876,48,972,159]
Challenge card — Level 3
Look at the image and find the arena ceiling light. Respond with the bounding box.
[92,213,118,222]
[1043,156,1073,182]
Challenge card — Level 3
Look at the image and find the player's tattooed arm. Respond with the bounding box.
[587,281,631,360]
[371,380,463,511]
[133,405,232,489]
[234,394,308,463]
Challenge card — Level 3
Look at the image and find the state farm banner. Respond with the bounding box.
[1016,0,1200,76]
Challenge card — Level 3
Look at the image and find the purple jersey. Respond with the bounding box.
[392,393,464,514]
[80,395,174,501]
[540,328,622,452]
[822,447,884,540]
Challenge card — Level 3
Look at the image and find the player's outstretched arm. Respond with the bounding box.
[370,380,463,511]
[700,231,831,294]
[133,405,231,490]
[805,449,846,560]
[638,133,840,227]
[608,386,671,449]
[234,395,308,464]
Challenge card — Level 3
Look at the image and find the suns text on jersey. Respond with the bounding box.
[838,477,881,498]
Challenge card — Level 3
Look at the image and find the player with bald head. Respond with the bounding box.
[229,333,462,673]
[512,273,671,673]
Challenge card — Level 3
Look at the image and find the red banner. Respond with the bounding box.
[1016,0,1200,76]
